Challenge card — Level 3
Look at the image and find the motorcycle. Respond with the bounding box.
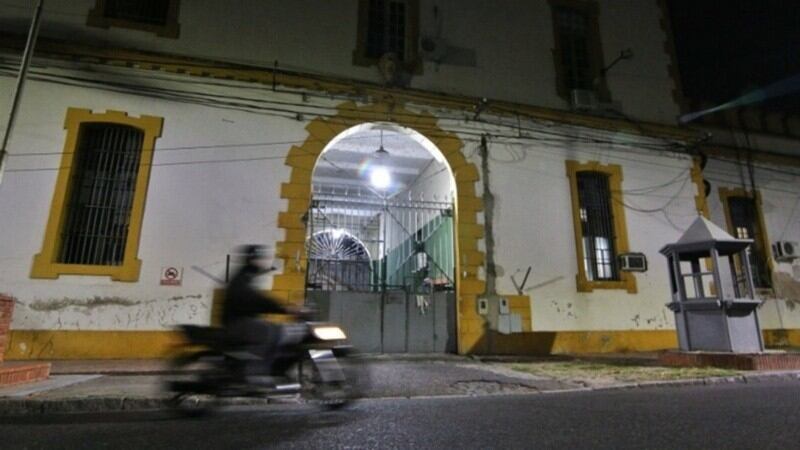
[165,317,362,416]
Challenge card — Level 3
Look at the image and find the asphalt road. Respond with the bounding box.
[2,380,799,449]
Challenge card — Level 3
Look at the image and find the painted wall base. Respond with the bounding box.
[5,329,800,360]
[6,330,184,360]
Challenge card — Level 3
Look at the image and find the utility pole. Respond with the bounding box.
[0,0,44,184]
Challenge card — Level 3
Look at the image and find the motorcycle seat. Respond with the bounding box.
[178,325,251,347]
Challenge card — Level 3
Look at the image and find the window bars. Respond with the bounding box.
[306,194,455,293]
[104,0,170,25]
[366,0,407,60]
[58,123,144,266]
[555,6,592,91]
[577,171,619,281]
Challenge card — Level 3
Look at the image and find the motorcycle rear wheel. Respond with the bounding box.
[166,351,225,417]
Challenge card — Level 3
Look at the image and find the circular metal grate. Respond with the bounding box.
[308,230,370,261]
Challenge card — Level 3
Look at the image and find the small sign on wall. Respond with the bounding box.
[160,266,183,286]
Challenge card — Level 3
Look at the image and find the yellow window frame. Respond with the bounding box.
[718,187,774,285]
[565,160,636,293]
[31,108,163,282]
[87,0,181,39]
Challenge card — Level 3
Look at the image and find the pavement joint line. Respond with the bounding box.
[1,370,799,416]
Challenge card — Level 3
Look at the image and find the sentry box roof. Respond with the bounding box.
[660,216,753,260]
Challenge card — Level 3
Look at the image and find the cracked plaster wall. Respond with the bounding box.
[488,129,698,332]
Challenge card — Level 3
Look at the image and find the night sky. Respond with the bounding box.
[668,0,800,114]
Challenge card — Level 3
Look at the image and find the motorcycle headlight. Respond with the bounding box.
[312,326,347,341]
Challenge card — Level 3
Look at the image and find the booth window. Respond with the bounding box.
[87,0,180,38]
[720,189,773,289]
[354,0,419,69]
[31,108,163,282]
[566,160,636,293]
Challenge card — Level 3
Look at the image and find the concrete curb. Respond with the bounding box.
[0,396,276,416]
[541,370,800,395]
[1,371,799,416]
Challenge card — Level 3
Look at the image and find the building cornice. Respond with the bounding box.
[0,32,704,143]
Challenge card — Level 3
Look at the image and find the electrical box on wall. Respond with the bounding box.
[619,253,647,272]
[499,297,510,315]
[477,298,489,315]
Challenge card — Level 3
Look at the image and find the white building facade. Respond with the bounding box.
[0,0,798,358]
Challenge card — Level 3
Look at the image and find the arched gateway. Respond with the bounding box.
[270,102,487,354]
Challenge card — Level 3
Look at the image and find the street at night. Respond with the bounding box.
[2,1,800,448]
[3,380,800,449]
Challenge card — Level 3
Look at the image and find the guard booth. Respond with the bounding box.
[304,191,457,354]
[660,216,764,353]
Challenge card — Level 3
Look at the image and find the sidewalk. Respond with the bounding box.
[1,354,799,416]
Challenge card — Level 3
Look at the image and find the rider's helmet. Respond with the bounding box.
[237,244,273,269]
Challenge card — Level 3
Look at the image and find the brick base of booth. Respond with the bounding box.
[0,294,50,386]
[659,350,800,371]
[0,362,51,386]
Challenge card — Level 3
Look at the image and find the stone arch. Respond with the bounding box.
[271,101,488,354]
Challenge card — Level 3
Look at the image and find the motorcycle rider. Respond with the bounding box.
[223,244,293,379]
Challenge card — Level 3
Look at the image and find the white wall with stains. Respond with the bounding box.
[485,127,697,332]
[0,66,316,330]
[1,55,799,337]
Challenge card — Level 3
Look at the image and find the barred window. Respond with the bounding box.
[727,196,771,288]
[577,171,618,281]
[87,0,180,38]
[354,0,418,68]
[103,0,170,26]
[554,7,592,91]
[366,0,408,60]
[59,124,144,266]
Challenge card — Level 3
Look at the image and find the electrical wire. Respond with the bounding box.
[0,58,693,154]
[2,57,799,185]
[614,174,692,214]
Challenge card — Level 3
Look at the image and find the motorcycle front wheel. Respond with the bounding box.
[297,354,357,410]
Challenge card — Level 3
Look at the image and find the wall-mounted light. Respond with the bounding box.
[374,128,390,159]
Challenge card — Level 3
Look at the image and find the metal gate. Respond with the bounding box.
[304,192,456,353]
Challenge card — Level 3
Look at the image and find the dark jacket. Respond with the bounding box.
[222,264,287,324]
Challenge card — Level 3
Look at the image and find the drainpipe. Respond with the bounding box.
[0,0,44,185]
[479,134,498,353]
[479,134,498,296]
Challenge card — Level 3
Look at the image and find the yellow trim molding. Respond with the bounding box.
[565,160,637,293]
[0,32,701,143]
[8,328,798,359]
[718,187,775,276]
[30,108,163,282]
[7,330,183,360]
[690,156,710,218]
[656,0,689,114]
[87,0,181,38]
